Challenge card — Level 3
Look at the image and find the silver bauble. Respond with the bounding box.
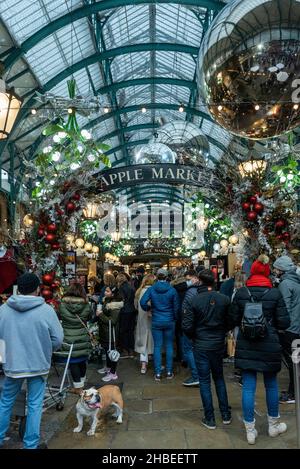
[149,121,210,166]
[198,0,300,139]
[134,142,176,164]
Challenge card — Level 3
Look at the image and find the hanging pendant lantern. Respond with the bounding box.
[0,67,22,140]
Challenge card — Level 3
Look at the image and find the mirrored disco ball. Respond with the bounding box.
[149,121,210,166]
[134,142,176,164]
[197,0,300,139]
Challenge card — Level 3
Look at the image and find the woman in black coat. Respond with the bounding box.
[116,273,136,357]
[229,255,290,445]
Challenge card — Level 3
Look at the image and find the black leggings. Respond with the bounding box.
[69,361,87,384]
[118,312,135,352]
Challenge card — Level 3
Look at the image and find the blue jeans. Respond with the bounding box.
[194,349,230,421]
[152,322,175,375]
[182,334,198,381]
[0,375,47,449]
[242,370,279,423]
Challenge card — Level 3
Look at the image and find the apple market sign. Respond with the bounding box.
[95,164,218,191]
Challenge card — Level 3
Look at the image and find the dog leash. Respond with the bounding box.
[75,314,97,346]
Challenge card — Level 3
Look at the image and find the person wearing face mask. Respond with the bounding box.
[181,271,201,386]
[273,255,300,404]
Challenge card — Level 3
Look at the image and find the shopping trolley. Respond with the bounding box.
[0,342,74,440]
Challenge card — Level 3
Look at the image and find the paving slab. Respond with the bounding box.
[110,430,187,449]
[153,397,201,412]
[128,412,171,431]
[143,384,200,399]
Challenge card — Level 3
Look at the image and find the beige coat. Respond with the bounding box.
[134,287,154,356]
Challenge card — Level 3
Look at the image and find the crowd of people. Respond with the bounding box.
[0,253,299,448]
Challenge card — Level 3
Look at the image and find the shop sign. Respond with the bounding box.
[95,164,219,191]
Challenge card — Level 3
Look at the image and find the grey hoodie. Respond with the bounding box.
[278,270,300,335]
[0,295,63,378]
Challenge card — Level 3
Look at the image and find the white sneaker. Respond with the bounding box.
[244,420,258,445]
[268,415,287,437]
[102,372,118,382]
[97,367,110,375]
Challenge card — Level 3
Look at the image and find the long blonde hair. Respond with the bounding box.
[135,274,156,300]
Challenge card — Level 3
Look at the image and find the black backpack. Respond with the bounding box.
[241,288,269,341]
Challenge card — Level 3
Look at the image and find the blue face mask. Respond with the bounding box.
[186,280,193,287]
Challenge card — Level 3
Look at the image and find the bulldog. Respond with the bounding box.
[73,385,123,436]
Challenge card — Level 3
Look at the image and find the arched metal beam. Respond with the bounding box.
[33,43,198,93]
[86,102,213,130]
[3,0,225,70]
[102,122,226,153]
[97,77,196,95]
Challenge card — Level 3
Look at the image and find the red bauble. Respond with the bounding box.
[39,224,46,230]
[51,243,60,250]
[72,192,81,201]
[42,273,54,285]
[42,289,53,300]
[66,201,76,213]
[254,202,264,214]
[275,220,286,230]
[37,228,45,237]
[242,202,251,211]
[248,195,257,205]
[45,233,56,244]
[247,211,258,222]
[47,223,57,233]
[56,208,64,216]
[282,232,290,241]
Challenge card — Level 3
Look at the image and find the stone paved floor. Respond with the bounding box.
[44,358,298,449]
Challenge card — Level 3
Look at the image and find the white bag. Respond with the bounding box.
[108,320,120,363]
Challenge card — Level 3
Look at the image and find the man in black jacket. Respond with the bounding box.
[182,270,231,429]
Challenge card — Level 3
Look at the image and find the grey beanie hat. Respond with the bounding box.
[157,268,168,277]
[273,255,295,272]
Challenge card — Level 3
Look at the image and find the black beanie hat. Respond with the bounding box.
[17,273,40,295]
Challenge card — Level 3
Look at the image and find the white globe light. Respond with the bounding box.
[220,239,229,248]
[52,151,61,162]
[75,238,85,248]
[87,154,96,162]
[77,144,84,153]
[213,243,220,252]
[53,134,61,143]
[43,146,52,154]
[84,242,93,252]
[229,234,239,245]
[81,129,92,140]
[58,131,67,139]
[92,245,99,253]
[70,163,80,170]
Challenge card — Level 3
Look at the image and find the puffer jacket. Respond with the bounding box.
[229,286,290,372]
[182,286,231,351]
[59,297,92,358]
[119,282,135,314]
[278,270,300,335]
[98,299,123,346]
[140,281,180,325]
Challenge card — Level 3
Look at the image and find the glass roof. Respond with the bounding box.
[0,0,235,203]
